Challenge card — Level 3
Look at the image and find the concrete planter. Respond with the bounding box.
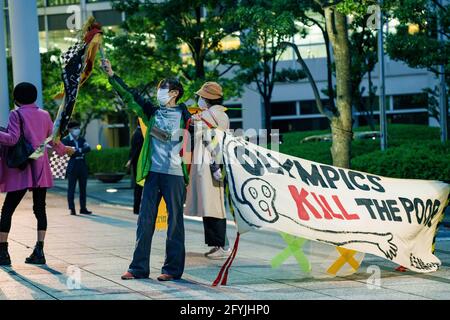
[94,172,126,183]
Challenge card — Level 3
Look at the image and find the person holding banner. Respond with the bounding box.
[0,83,74,266]
[101,59,192,281]
[184,82,231,259]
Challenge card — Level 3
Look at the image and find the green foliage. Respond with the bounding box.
[279,124,448,180]
[85,147,130,174]
[40,49,63,113]
[385,0,450,82]
[104,30,179,91]
[352,141,450,181]
[112,0,243,100]
[233,0,307,129]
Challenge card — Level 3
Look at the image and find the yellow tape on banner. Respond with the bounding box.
[138,118,168,231]
[326,247,361,276]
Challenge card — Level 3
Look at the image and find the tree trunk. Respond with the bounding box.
[324,7,353,169]
[195,58,206,79]
[263,97,272,132]
[323,29,336,111]
[367,69,376,130]
[281,42,332,118]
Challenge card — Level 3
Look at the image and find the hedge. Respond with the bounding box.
[351,141,450,181]
[280,125,449,181]
[85,147,130,175]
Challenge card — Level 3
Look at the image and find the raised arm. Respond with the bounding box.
[101,59,157,121]
[108,75,150,122]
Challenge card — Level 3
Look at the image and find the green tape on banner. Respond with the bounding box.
[271,232,311,273]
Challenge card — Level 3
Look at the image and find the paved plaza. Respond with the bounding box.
[0,179,449,300]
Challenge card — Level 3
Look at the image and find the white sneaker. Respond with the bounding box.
[205,247,231,260]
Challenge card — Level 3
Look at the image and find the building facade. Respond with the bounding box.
[0,0,443,147]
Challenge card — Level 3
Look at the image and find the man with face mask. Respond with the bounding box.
[62,122,92,216]
[101,59,192,282]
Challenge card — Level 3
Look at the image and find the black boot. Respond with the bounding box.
[25,241,46,265]
[0,242,11,266]
[80,208,92,215]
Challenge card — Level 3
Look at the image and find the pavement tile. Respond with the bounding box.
[1,191,449,300]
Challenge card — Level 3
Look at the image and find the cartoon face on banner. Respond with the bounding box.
[220,132,450,273]
[242,178,280,223]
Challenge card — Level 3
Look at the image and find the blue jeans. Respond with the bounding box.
[128,172,186,278]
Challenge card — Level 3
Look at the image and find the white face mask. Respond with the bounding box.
[157,88,173,106]
[71,129,81,137]
[198,97,209,110]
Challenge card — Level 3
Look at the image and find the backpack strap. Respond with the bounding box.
[15,110,25,137]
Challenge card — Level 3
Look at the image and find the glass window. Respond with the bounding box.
[224,104,242,119]
[93,10,123,27]
[360,96,390,110]
[48,13,72,31]
[48,0,80,6]
[389,112,428,125]
[272,117,329,133]
[38,16,45,32]
[271,101,297,117]
[46,29,79,52]
[357,112,429,126]
[393,93,428,110]
[300,100,329,115]
[229,121,243,130]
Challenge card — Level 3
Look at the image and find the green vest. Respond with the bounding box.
[109,76,189,186]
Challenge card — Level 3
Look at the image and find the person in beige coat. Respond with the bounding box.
[184,82,231,259]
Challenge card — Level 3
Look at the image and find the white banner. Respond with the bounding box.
[221,133,450,273]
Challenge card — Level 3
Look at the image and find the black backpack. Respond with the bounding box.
[6,111,35,170]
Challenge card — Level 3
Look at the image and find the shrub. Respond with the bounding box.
[352,141,450,181]
[279,125,449,181]
[86,147,130,175]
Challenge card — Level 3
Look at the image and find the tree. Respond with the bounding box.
[103,30,181,134]
[386,0,449,78]
[71,67,119,137]
[385,0,449,137]
[285,0,378,130]
[234,0,307,131]
[346,2,378,130]
[40,49,63,113]
[112,0,243,100]
[312,0,353,168]
[283,0,337,112]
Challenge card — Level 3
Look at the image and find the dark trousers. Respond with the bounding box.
[203,217,228,247]
[67,161,88,211]
[128,172,186,278]
[132,166,143,214]
[134,184,143,214]
[0,188,47,233]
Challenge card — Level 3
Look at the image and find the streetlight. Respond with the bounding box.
[378,0,388,151]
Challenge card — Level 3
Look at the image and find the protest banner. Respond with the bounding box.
[221,132,450,273]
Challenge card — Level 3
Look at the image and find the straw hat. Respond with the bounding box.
[196,82,223,100]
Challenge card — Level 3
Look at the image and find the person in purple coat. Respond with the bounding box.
[0,82,74,266]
